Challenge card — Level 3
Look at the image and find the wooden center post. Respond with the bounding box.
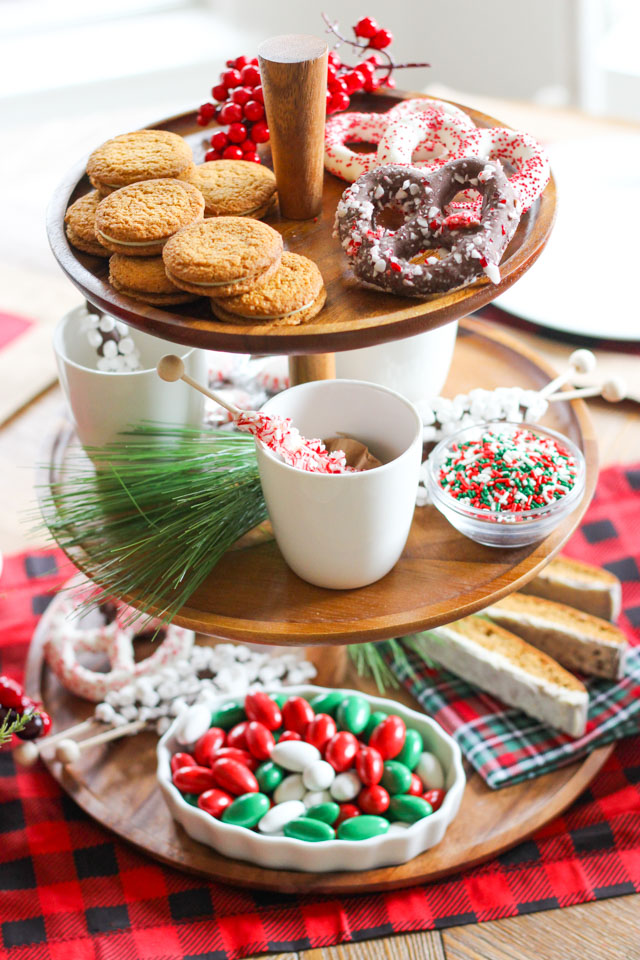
[258,34,335,387]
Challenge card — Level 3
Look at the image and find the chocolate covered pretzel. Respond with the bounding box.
[334,157,521,296]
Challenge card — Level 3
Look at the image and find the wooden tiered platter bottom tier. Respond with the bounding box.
[46,92,556,355]
[44,319,597,644]
[25,615,612,894]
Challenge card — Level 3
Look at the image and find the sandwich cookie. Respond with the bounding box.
[87,129,195,196]
[109,255,199,305]
[188,160,277,218]
[211,252,326,325]
[64,191,109,257]
[163,217,283,298]
[95,179,205,257]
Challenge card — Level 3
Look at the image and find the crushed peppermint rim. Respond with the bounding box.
[429,423,584,517]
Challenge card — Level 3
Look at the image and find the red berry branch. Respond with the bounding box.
[323,12,430,105]
[195,14,430,163]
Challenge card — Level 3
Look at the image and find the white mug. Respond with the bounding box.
[335,322,458,403]
[54,306,206,448]
[255,379,423,589]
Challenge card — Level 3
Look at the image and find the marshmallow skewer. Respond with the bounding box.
[54,719,147,766]
[13,718,101,767]
[547,377,627,404]
[157,354,242,416]
[537,349,597,400]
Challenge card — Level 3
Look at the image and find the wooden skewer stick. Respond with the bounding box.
[157,355,243,417]
[538,349,597,400]
[13,718,101,767]
[547,377,627,403]
[55,719,147,766]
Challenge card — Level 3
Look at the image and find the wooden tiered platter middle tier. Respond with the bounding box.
[42,318,597,645]
[46,91,556,355]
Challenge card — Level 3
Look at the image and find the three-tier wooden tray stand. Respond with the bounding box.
[38,37,607,892]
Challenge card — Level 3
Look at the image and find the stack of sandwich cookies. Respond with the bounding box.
[211,252,326,326]
[426,617,589,738]
[188,160,277,218]
[95,179,205,256]
[109,255,199,306]
[162,217,283,298]
[64,191,109,257]
[87,130,195,196]
[483,593,629,680]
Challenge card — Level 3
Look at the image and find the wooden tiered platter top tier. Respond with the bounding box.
[46,92,556,354]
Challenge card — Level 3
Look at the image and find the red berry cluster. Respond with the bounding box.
[326,16,395,114]
[0,675,51,742]
[196,17,428,163]
[197,55,268,164]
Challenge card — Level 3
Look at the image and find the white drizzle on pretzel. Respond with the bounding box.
[44,594,194,702]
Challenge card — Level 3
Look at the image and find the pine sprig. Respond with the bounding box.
[348,638,418,692]
[0,712,30,747]
[348,634,441,692]
[37,423,268,625]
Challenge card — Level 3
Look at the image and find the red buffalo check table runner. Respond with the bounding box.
[0,464,639,960]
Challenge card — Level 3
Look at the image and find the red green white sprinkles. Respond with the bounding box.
[437,428,578,512]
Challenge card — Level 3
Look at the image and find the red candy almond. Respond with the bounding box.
[211,757,258,795]
[355,745,383,786]
[227,721,250,750]
[172,764,217,794]
[305,714,337,753]
[244,692,282,731]
[358,784,390,815]
[193,727,226,766]
[282,696,314,735]
[369,715,406,760]
[245,721,275,761]
[335,802,360,826]
[171,752,196,774]
[198,788,233,818]
[208,747,257,769]
[325,731,358,772]
[408,773,423,796]
[279,730,302,742]
[422,788,445,812]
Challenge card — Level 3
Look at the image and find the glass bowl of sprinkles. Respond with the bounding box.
[426,421,586,548]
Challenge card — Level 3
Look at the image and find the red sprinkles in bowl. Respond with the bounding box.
[437,428,578,512]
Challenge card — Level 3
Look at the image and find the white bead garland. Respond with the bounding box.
[90,642,316,737]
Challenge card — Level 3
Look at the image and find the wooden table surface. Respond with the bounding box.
[1,94,639,959]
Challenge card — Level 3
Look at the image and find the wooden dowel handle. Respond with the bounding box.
[259,34,328,220]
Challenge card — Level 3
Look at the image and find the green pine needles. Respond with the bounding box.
[0,711,30,747]
[38,423,268,625]
[36,420,440,693]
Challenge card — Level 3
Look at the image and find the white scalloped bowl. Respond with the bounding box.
[157,685,466,872]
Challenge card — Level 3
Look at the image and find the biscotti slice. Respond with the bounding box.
[425,618,588,737]
[520,555,622,622]
[483,593,628,680]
